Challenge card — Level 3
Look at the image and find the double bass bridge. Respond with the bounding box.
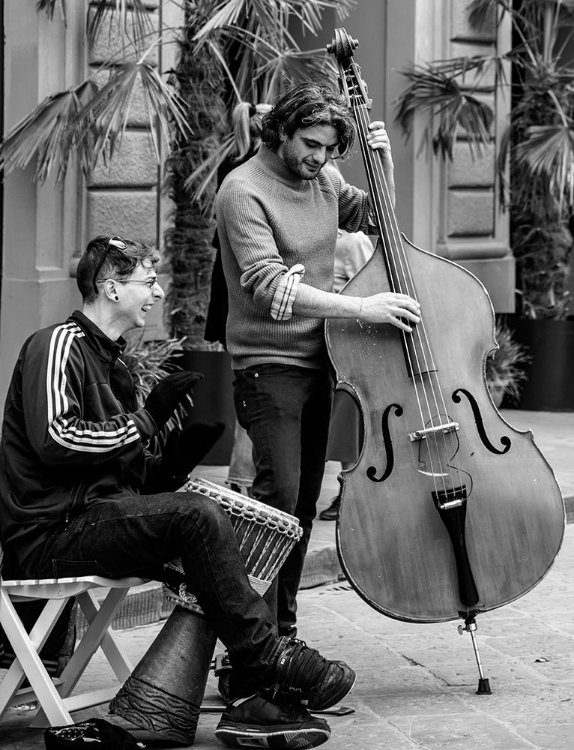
[432,484,467,511]
[409,421,459,442]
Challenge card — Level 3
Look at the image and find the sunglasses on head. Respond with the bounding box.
[92,236,128,295]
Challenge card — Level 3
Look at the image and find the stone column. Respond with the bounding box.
[438,1,514,313]
[0,1,180,405]
[0,1,86,403]
[388,0,514,312]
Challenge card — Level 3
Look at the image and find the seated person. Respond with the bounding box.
[0,235,355,748]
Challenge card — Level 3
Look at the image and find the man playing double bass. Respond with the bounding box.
[216,81,421,658]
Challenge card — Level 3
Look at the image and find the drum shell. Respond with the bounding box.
[109,606,216,744]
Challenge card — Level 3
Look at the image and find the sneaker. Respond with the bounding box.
[272,638,355,711]
[215,692,330,748]
[319,494,341,521]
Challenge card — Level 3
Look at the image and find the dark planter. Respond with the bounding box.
[175,350,235,465]
[509,318,574,411]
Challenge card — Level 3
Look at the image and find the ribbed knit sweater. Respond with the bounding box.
[216,145,372,369]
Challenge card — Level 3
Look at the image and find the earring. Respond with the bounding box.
[114,295,119,301]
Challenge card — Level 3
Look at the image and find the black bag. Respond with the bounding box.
[44,718,142,749]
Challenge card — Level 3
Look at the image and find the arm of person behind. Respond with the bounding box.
[334,230,375,293]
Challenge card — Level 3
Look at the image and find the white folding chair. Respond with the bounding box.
[0,549,148,728]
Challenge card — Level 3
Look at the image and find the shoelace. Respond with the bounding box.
[274,638,330,692]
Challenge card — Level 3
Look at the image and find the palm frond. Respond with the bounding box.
[255,46,337,88]
[430,53,507,89]
[467,0,512,30]
[267,0,355,35]
[36,0,67,22]
[193,0,355,43]
[193,0,246,41]
[122,334,191,431]
[200,20,337,104]
[0,80,99,183]
[184,132,235,201]
[485,322,530,403]
[1,59,192,183]
[395,63,494,160]
[87,0,155,48]
[204,39,243,103]
[514,124,574,210]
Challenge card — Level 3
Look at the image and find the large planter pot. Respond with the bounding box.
[510,318,574,412]
[175,350,235,465]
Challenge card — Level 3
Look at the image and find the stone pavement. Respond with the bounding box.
[1,408,573,749]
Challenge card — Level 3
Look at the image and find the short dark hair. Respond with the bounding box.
[261,82,356,156]
[77,235,160,303]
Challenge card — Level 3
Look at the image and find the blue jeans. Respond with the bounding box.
[233,364,333,635]
[34,492,279,694]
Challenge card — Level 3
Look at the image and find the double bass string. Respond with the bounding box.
[350,90,466,500]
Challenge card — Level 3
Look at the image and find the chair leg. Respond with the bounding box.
[76,588,135,683]
[0,589,73,726]
[30,588,132,727]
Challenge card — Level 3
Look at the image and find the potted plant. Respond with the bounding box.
[122,334,190,421]
[485,322,530,408]
[395,0,574,410]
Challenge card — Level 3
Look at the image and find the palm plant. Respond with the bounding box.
[395,0,574,320]
[485,321,530,405]
[163,2,228,346]
[163,0,355,346]
[0,0,193,183]
[121,333,192,447]
[184,0,354,198]
[1,0,354,347]
[122,334,187,410]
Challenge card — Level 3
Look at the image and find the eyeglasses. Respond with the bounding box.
[116,279,159,290]
[92,235,128,294]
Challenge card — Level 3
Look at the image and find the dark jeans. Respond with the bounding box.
[34,492,279,694]
[233,364,333,635]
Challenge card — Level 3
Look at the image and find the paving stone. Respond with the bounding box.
[2,410,574,750]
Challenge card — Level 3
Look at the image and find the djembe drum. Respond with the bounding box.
[109,478,302,745]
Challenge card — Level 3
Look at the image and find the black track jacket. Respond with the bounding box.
[0,311,161,575]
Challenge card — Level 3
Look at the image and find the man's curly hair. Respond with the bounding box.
[261,82,356,157]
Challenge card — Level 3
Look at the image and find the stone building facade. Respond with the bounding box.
[0,0,516,407]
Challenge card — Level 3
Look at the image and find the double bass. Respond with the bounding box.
[325,29,565,690]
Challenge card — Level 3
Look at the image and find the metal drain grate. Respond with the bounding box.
[314,581,352,595]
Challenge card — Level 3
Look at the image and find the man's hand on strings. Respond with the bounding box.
[367,121,393,172]
[359,292,421,332]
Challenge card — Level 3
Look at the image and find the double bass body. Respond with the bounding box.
[326,235,565,623]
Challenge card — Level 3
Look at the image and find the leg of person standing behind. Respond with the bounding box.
[227,420,256,496]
